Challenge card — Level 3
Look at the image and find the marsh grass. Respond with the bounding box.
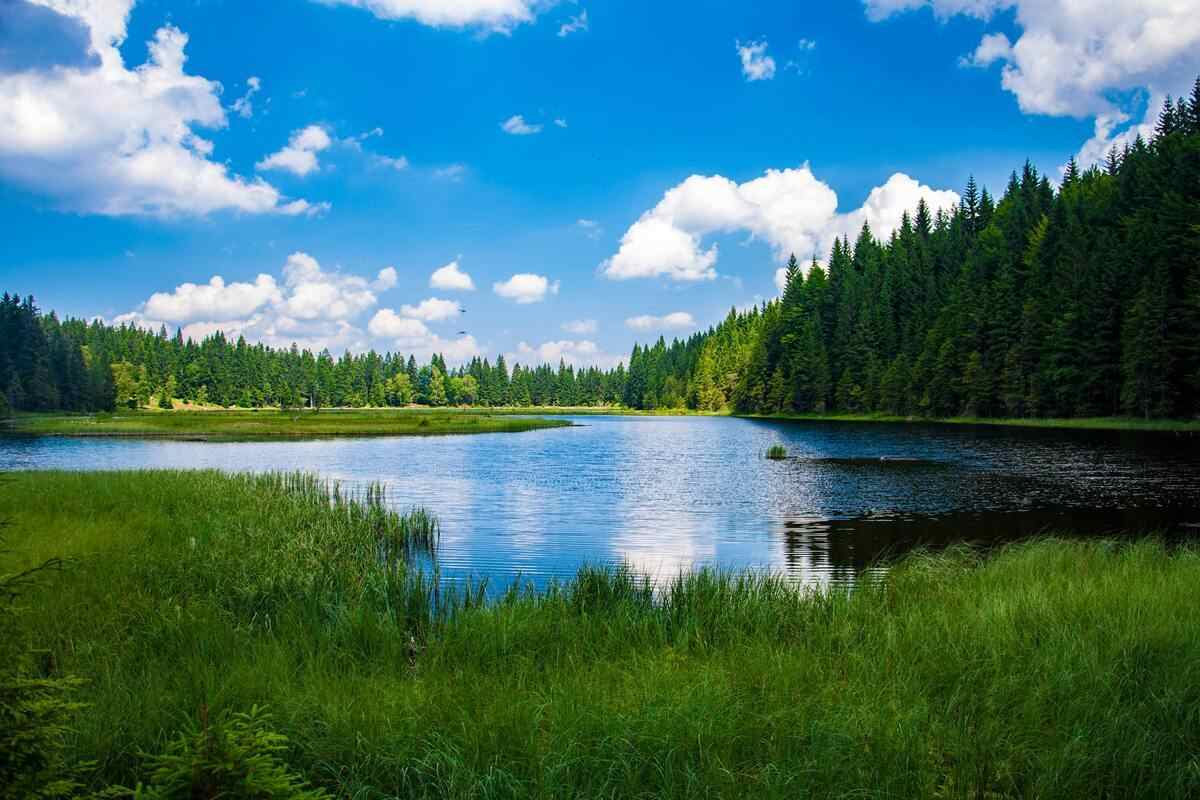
[3,471,1200,798]
[8,409,571,440]
[764,444,788,460]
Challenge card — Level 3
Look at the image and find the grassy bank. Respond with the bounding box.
[3,470,1199,798]
[5,409,572,440]
[740,410,1200,433]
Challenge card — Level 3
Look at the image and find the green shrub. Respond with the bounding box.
[128,706,328,800]
[0,537,89,800]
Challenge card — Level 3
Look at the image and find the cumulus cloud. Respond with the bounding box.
[368,309,429,339]
[960,32,1012,68]
[373,266,398,291]
[737,40,776,81]
[430,260,475,291]
[864,0,1200,165]
[602,166,958,281]
[313,0,539,32]
[143,275,281,323]
[507,339,622,369]
[501,114,543,135]
[114,251,403,352]
[493,273,560,304]
[0,1,316,217]
[562,319,598,335]
[278,252,380,321]
[369,309,481,362]
[626,312,697,332]
[400,297,460,321]
[230,76,261,119]
[557,9,588,37]
[256,125,333,177]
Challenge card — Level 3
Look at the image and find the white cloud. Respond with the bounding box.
[430,260,475,291]
[960,32,1012,68]
[562,319,597,334]
[507,339,622,369]
[374,154,410,171]
[797,38,817,51]
[576,218,602,239]
[230,76,261,119]
[313,0,539,32]
[839,173,960,245]
[256,125,333,177]
[369,309,481,362]
[501,114,543,135]
[602,166,958,281]
[373,266,398,291]
[774,267,789,293]
[558,10,588,37]
[279,251,380,321]
[493,273,560,304]
[737,40,776,81]
[115,251,400,352]
[865,0,1200,166]
[0,2,315,217]
[626,312,697,332]
[368,309,429,339]
[554,118,568,128]
[143,275,281,323]
[400,297,460,321]
[434,163,467,181]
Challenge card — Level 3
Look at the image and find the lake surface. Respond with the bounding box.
[3,416,1200,589]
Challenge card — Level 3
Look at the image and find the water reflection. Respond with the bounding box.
[2,417,1198,590]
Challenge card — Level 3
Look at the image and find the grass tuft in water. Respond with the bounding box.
[765,444,788,460]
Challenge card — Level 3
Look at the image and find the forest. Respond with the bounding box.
[3,85,1199,420]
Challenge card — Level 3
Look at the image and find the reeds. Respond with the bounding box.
[765,444,788,459]
[4,471,1200,798]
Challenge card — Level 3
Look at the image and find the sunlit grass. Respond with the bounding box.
[7,409,572,440]
[765,444,788,460]
[3,470,1199,798]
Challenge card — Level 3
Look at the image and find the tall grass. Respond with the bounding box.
[10,409,572,440]
[3,471,1200,798]
[764,444,788,460]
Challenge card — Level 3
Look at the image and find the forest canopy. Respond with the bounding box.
[3,85,1199,420]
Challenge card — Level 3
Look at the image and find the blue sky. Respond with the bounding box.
[2,0,1197,366]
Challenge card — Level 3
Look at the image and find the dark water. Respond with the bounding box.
[2,416,1199,588]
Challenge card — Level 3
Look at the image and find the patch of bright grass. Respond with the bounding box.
[765,444,788,460]
[7,409,571,440]
[3,470,1200,798]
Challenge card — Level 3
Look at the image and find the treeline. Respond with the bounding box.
[4,86,1198,419]
[626,86,1200,420]
[0,295,629,412]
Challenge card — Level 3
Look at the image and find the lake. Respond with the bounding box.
[2,416,1199,589]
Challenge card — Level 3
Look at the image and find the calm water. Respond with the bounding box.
[2,416,1199,588]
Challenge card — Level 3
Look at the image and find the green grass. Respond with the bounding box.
[4,470,1200,798]
[741,410,1200,433]
[6,409,572,440]
[764,444,788,460]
